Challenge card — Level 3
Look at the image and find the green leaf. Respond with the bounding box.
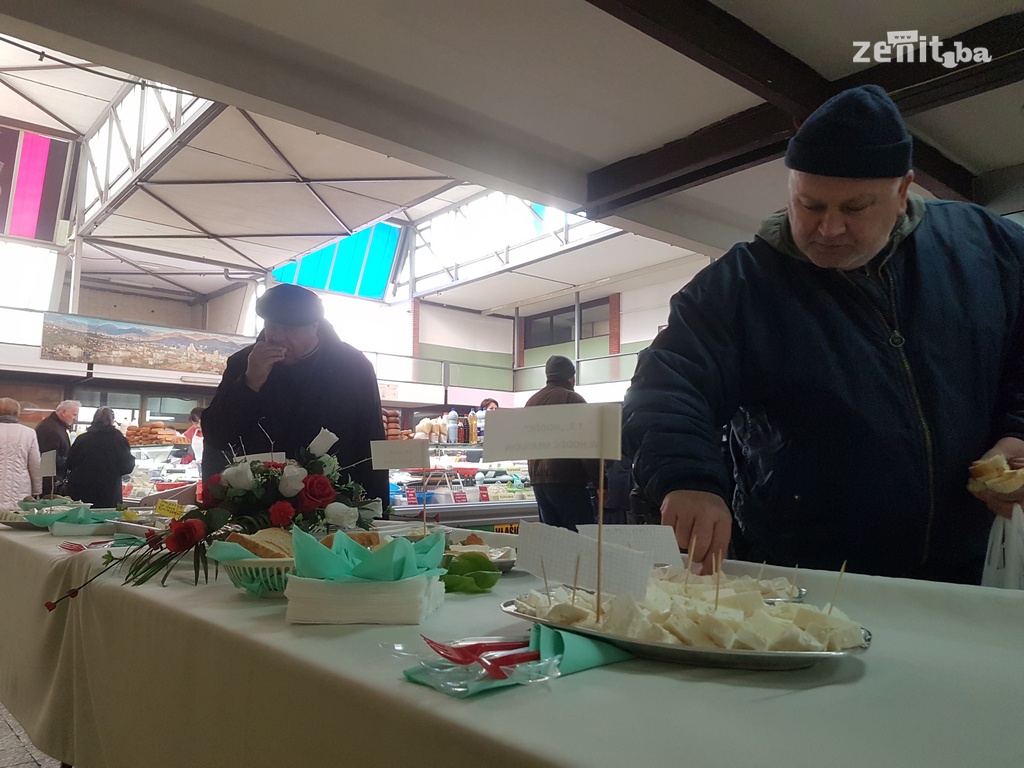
[443,551,498,576]
[441,570,502,593]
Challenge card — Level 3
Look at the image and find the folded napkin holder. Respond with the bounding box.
[285,574,445,624]
[282,527,447,624]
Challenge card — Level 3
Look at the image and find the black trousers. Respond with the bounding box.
[533,484,596,532]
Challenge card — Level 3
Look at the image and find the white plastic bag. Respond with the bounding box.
[981,504,1024,589]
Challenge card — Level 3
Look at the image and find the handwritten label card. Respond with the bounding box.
[477,486,490,502]
[405,488,419,505]
[482,403,621,461]
[370,439,429,470]
[154,499,186,519]
[576,524,683,566]
[517,521,653,600]
[453,491,468,503]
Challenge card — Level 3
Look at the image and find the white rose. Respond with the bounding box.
[308,427,339,456]
[277,465,308,497]
[324,501,358,529]
[220,462,255,491]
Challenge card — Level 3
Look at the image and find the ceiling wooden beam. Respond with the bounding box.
[585,3,1017,216]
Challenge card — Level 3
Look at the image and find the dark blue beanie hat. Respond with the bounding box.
[785,85,912,178]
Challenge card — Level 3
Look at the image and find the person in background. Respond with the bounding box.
[525,355,598,531]
[623,84,1024,584]
[34,399,79,495]
[0,398,41,511]
[181,406,205,467]
[65,406,135,508]
[479,398,499,411]
[202,283,388,502]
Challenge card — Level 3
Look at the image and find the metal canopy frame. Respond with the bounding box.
[584,2,1024,216]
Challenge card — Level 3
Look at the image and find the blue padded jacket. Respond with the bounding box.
[624,196,1024,578]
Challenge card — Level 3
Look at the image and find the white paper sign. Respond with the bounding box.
[39,450,56,477]
[239,452,280,464]
[482,403,621,461]
[577,524,683,566]
[516,521,653,600]
[370,439,429,470]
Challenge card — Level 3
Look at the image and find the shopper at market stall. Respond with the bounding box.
[201,283,388,502]
[624,84,1024,584]
[525,355,599,531]
[0,398,42,511]
[64,407,135,509]
[34,399,79,496]
[479,398,499,411]
[180,406,204,467]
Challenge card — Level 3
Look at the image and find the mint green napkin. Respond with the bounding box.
[23,507,120,527]
[18,498,78,511]
[292,528,446,583]
[403,623,633,698]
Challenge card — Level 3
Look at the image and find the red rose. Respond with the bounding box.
[296,474,336,512]
[265,462,286,470]
[166,518,207,552]
[201,474,222,507]
[269,500,296,527]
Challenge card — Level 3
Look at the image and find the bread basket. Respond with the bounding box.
[219,557,295,598]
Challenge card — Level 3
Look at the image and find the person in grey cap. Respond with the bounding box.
[524,355,599,531]
[624,84,1024,584]
[201,283,387,502]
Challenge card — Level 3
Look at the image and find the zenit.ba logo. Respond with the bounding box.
[853,31,991,69]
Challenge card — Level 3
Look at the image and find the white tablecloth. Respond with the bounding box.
[1,528,1022,768]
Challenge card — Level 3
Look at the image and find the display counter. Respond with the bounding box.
[389,499,538,529]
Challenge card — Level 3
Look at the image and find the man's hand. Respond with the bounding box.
[969,436,1024,519]
[243,342,287,392]
[660,489,732,574]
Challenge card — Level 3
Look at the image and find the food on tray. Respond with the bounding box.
[654,565,800,600]
[463,532,485,546]
[226,527,294,558]
[513,578,865,652]
[968,454,1024,493]
[320,531,381,549]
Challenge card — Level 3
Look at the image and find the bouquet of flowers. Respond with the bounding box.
[46,428,380,611]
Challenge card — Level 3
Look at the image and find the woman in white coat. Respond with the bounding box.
[0,397,42,510]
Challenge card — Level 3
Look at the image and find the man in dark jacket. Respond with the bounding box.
[202,284,388,503]
[624,85,1024,584]
[35,399,79,495]
[525,355,598,531]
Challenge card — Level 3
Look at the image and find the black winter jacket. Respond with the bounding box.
[35,412,71,495]
[201,321,388,503]
[65,426,135,508]
[624,196,1024,580]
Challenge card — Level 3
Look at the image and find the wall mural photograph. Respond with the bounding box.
[40,312,251,375]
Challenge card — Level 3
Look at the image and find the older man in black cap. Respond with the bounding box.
[524,355,599,531]
[624,84,1024,584]
[202,283,388,502]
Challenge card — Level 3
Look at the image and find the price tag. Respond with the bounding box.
[453,491,468,503]
[405,488,419,505]
[154,499,186,519]
[490,489,515,501]
[477,486,490,502]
